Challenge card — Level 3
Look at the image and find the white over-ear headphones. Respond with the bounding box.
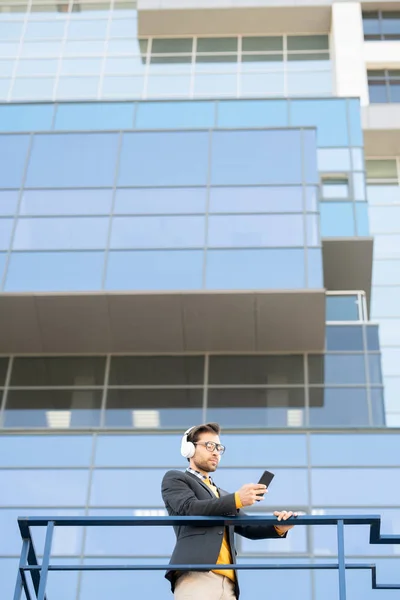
[180,426,196,459]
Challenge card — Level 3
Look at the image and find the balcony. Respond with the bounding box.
[13,515,400,600]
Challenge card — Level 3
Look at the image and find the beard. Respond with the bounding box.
[193,456,218,473]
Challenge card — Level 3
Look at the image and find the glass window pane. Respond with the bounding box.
[240,72,285,96]
[109,356,204,385]
[312,468,400,505]
[11,356,106,386]
[374,233,400,258]
[370,205,400,233]
[326,297,360,322]
[0,469,90,506]
[25,20,66,38]
[0,103,54,132]
[363,12,380,35]
[217,100,287,128]
[209,186,303,213]
[309,387,370,427]
[373,259,400,285]
[0,435,93,467]
[197,38,237,52]
[0,134,30,187]
[115,187,206,215]
[308,354,366,384]
[64,40,106,55]
[151,38,192,53]
[26,133,119,187]
[366,159,397,179]
[104,56,146,75]
[320,202,355,237]
[4,390,103,428]
[290,99,348,147]
[369,81,388,103]
[287,35,329,51]
[209,355,304,385]
[355,201,369,235]
[208,214,304,247]
[242,36,283,51]
[381,347,400,376]
[0,357,8,386]
[136,101,214,129]
[105,389,203,428]
[367,184,400,205]
[321,179,349,199]
[206,248,306,289]
[368,354,382,384]
[372,286,400,316]
[118,131,209,186]
[16,58,58,76]
[240,512,307,553]
[110,215,205,249]
[105,249,203,290]
[67,19,108,39]
[12,77,55,100]
[56,76,99,99]
[19,189,113,216]
[102,75,144,98]
[108,18,137,38]
[5,251,104,291]
[194,73,237,97]
[310,433,400,466]
[54,102,134,130]
[366,325,380,350]
[0,218,13,250]
[382,13,400,34]
[325,325,364,350]
[384,377,400,412]
[317,148,351,171]
[287,70,332,96]
[211,130,303,185]
[147,74,191,98]
[207,388,306,428]
[0,252,6,283]
[13,217,109,250]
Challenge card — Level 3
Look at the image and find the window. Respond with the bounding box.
[368,70,400,103]
[363,11,400,40]
[321,177,349,199]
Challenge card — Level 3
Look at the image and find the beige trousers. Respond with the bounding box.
[174,572,236,600]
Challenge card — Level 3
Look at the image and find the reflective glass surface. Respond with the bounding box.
[0,134,30,188]
[5,251,104,291]
[325,325,364,350]
[217,100,287,128]
[312,468,400,505]
[19,189,113,216]
[109,356,204,385]
[0,469,89,506]
[0,435,93,467]
[291,99,348,147]
[54,102,134,130]
[11,356,106,386]
[13,217,109,250]
[0,191,18,216]
[326,297,360,322]
[114,188,207,215]
[0,103,53,132]
[209,355,304,385]
[136,101,214,129]
[208,214,304,247]
[110,216,205,249]
[308,354,366,384]
[320,202,355,236]
[209,186,304,213]
[308,388,370,427]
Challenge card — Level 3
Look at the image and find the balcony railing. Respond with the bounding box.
[13,515,400,600]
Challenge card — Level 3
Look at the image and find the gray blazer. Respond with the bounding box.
[161,469,287,598]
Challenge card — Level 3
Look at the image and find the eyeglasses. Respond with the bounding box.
[194,441,226,455]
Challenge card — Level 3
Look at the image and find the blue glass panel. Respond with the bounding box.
[0,252,6,284]
[356,202,370,235]
[193,73,236,97]
[238,558,311,600]
[5,251,104,291]
[147,74,191,98]
[325,325,363,350]
[373,260,400,285]
[136,101,214,129]
[90,469,166,505]
[20,189,113,215]
[217,100,288,127]
[368,354,383,384]
[309,354,366,384]
[0,469,89,506]
[317,148,351,171]
[211,130,303,185]
[290,99,348,147]
[0,218,13,250]
[110,216,205,249]
[54,102,135,130]
[26,133,119,188]
[371,388,385,426]
[366,325,380,350]
[240,513,307,553]
[0,103,54,132]
[287,69,332,96]
[0,560,19,600]
[307,248,323,288]
[353,172,366,200]
[302,129,319,184]
[310,434,400,466]
[370,205,400,233]
[118,131,209,186]
[367,185,400,206]
[348,98,364,146]
[209,186,303,213]
[309,387,370,426]
[372,286,400,316]
[0,435,93,467]
[106,250,203,290]
[351,148,364,170]
[208,214,304,247]
[0,508,84,555]
[320,202,355,236]
[206,249,306,289]
[0,190,18,215]
[326,296,359,322]
[0,134,30,188]
[115,187,206,215]
[312,468,400,504]
[307,214,320,246]
[13,217,109,250]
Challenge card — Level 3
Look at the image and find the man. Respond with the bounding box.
[161,422,297,600]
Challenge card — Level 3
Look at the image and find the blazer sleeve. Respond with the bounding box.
[234,508,288,540]
[162,470,237,517]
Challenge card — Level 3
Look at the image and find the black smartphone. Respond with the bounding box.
[256,470,275,500]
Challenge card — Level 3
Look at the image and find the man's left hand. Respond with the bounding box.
[273,510,298,534]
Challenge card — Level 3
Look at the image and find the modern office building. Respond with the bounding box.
[0,1,399,599]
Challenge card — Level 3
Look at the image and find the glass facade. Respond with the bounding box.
[366,158,400,426]
[0,4,398,600]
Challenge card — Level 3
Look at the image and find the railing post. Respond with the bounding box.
[337,519,347,600]
[37,521,54,600]
[13,539,32,600]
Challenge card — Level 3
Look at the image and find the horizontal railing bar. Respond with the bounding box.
[21,563,376,572]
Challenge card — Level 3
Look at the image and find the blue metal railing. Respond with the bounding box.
[14,515,400,600]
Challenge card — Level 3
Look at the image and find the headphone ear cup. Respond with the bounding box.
[180,427,196,458]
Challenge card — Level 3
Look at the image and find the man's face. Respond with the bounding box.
[191,431,222,473]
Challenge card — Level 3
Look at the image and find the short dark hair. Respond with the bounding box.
[186,422,221,462]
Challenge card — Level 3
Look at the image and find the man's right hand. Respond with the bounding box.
[236,483,268,506]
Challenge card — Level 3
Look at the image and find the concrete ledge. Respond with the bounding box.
[137,6,331,36]
[322,238,373,313]
[0,290,325,354]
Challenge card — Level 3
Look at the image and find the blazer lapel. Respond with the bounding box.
[185,471,215,498]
